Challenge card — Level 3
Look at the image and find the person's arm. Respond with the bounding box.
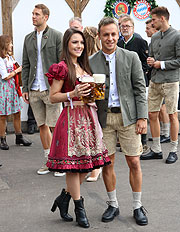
[22,38,30,93]
[138,38,149,73]
[131,52,148,121]
[163,33,180,70]
[56,32,63,62]
[0,58,22,81]
[50,79,90,104]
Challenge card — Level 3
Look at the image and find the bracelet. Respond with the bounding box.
[67,92,73,109]
[14,70,17,75]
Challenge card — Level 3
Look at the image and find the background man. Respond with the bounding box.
[22,4,63,175]
[89,17,148,226]
[141,7,180,164]
[118,14,142,42]
[145,18,170,143]
[69,17,83,31]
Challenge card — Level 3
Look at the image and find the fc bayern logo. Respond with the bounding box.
[133,0,151,20]
[112,0,131,19]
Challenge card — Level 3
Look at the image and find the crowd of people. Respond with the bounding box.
[1,3,180,229]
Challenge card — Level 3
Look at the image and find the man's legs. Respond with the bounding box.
[102,154,116,192]
[27,104,37,134]
[141,81,163,160]
[159,104,170,143]
[126,156,142,193]
[165,112,179,164]
[169,112,179,142]
[101,112,120,222]
[39,124,52,150]
[102,153,119,222]
[126,156,148,225]
[141,111,163,160]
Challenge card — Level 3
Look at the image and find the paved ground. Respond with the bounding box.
[0,131,180,232]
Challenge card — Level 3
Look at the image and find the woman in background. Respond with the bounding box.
[0,35,31,150]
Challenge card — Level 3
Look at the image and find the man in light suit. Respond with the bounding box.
[89,17,148,226]
[140,7,180,164]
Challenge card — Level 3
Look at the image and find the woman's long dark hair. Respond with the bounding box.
[0,35,12,58]
[60,28,92,86]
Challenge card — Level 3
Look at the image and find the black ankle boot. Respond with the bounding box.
[15,134,32,146]
[51,188,73,222]
[74,197,90,228]
[0,137,9,150]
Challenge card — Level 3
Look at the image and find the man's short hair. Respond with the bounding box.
[35,4,50,17]
[121,17,134,26]
[98,17,118,33]
[145,18,152,24]
[151,6,169,21]
[69,17,82,25]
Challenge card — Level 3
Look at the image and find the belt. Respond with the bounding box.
[64,101,85,107]
[108,107,121,113]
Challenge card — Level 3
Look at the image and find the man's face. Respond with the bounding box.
[151,14,162,31]
[69,21,83,32]
[32,8,48,28]
[145,22,157,37]
[98,23,119,54]
[120,20,134,38]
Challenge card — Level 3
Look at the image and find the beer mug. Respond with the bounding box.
[93,74,106,100]
[80,75,95,103]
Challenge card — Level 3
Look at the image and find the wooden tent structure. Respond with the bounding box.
[1,0,180,38]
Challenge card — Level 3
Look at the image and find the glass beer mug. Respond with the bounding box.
[93,74,106,100]
[80,75,95,103]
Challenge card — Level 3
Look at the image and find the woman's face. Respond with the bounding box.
[68,33,84,60]
[7,42,13,53]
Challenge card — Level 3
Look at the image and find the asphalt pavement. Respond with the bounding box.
[0,130,180,232]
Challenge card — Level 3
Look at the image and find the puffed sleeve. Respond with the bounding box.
[0,57,9,79]
[45,61,68,86]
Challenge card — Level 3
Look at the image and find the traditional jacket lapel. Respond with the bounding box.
[41,26,49,50]
[115,48,123,82]
[32,31,37,51]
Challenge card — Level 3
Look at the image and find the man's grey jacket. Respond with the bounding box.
[22,26,63,93]
[149,26,180,83]
[89,47,147,128]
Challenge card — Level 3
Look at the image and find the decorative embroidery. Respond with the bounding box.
[67,109,106,157]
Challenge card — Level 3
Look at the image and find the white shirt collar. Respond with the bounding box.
[102,51,116,61]
[123,34,133,44]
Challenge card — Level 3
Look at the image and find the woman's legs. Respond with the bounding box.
[66,172,87,200]
[13,112,22,134]
[0,115,9,150]
[66,172,89,228]
[13,112,32,146]
[0,115,7,137]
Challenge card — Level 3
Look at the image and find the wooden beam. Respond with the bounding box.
[81,0,89,12]
[74,0,81,17]
[1,0,13,37]
[12,0,20,11]
[176,0,180,7]
[65,0,90,17]
[65,0,75,13]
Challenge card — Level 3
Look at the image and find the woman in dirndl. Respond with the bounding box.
[45,28,110,229]
[0,35,31,150]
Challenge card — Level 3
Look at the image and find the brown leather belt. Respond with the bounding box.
[108,107,121,113]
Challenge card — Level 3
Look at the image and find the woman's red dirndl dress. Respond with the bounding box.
[45,61,110,173]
